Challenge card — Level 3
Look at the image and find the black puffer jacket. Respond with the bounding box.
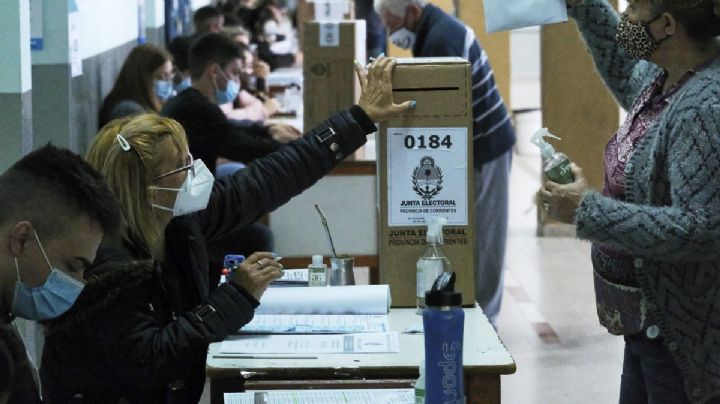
[40,107,376,403]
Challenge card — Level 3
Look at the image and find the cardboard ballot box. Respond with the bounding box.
[302,20,366,131]
[297,0,355,46]
[377,58,475,307]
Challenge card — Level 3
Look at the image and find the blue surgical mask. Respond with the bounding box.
[10,231,84,321]
[174,77,192,93]
[389,27,416,50]
[154,79,175,102]
[214,71,241,105]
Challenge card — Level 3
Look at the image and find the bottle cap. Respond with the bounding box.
[312,255,324,266]
[425,272,462,307]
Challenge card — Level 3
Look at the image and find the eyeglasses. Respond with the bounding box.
[154,153,194,180]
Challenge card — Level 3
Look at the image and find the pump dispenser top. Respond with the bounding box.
[425,216,447,244]
[530,127,575,185]
[530,128,561,160]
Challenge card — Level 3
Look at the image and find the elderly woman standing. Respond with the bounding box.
[540,0,720,402]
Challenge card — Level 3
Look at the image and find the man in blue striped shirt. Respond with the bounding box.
[376,0,515,325]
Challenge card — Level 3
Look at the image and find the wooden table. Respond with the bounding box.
[206,307,516,403]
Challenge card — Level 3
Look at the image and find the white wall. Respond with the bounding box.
[75,0,138,59]
[0,0,32,93]
[146,0,165,29]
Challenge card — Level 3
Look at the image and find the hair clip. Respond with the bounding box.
[116,133,131,152]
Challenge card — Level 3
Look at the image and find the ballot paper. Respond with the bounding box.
[240,314,389,334]
[483,0,567,33]
[257,285,391,315]
[219,332,399,354]
[224,389,415,404]
[270,268,308,286]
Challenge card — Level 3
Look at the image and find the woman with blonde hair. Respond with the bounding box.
[98,44,175,128]
[40,57,413,403]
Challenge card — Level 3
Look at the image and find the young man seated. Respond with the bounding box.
[0,145,120,403]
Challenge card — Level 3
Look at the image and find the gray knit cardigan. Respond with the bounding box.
[569,1,720,403]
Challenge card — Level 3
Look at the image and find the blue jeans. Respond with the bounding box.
[619,333,689,404]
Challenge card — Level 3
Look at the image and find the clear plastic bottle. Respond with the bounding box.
[530,128,575,184]
[416,217,451,314]
[415,359,426,403]
[308,255,327,287]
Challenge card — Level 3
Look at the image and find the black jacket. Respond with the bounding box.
[161,87,282,174]
[0,321,42,404]
[40,107,376,403]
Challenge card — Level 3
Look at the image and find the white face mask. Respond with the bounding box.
[389,27,416,50]
[150,159,215,216]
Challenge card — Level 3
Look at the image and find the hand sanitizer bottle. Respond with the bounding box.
[530,128,575,184]
[415,359,426,403]
[416,217,451,314]
[308,255,327,287]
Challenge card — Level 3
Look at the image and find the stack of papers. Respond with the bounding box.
[224,389,414,404]
[270,268,308,287]
[241,314,389,334]
[219,332,399,355]
[257,285,391,315]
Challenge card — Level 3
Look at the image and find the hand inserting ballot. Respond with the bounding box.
[230,252,284,301]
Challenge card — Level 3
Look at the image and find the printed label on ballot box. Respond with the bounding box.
[387,127,468,226]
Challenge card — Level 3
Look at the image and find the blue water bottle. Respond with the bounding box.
[423,272,465,404]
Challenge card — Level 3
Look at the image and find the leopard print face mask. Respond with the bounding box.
[615,13,668,60]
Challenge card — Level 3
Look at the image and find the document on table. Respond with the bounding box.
[218,332,399,354]
[239,314,389,334]
[257,285,391,315]
[224,389,415,404]
[270,268,308,286]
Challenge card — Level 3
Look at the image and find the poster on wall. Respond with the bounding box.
[69,0,82,77]
[387,127,468,227]
[30,0,43,50]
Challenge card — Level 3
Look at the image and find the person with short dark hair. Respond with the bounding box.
[0,144,121,404]
[193,5,224,34]
[98,44,175,128]
[162,32,283,174]
[167,35,193,94]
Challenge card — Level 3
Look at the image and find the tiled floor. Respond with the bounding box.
[498,150,624,403]
[201,150,626,403]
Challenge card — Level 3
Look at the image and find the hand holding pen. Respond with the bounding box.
[230,252,284,301]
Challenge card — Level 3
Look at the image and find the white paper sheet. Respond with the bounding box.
[270,268,308,286]
[224,389,415,404]
[483,0,568,33]
[257,285,391,315]
[239,314,389,334]
[387,127,469,226]
[218,332,399,354]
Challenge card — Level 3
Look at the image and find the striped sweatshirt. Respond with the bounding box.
[412,4,515,166]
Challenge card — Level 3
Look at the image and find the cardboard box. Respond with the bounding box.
[377,58,475,307]
[297,0,355,49]
[302,20,366,131]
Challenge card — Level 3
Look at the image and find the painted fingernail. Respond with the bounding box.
[353,59,359,66]
[272,252,282,260]
[378,52,385,57]
[410,100,417,109]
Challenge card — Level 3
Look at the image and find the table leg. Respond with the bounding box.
[465,374,501,404]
